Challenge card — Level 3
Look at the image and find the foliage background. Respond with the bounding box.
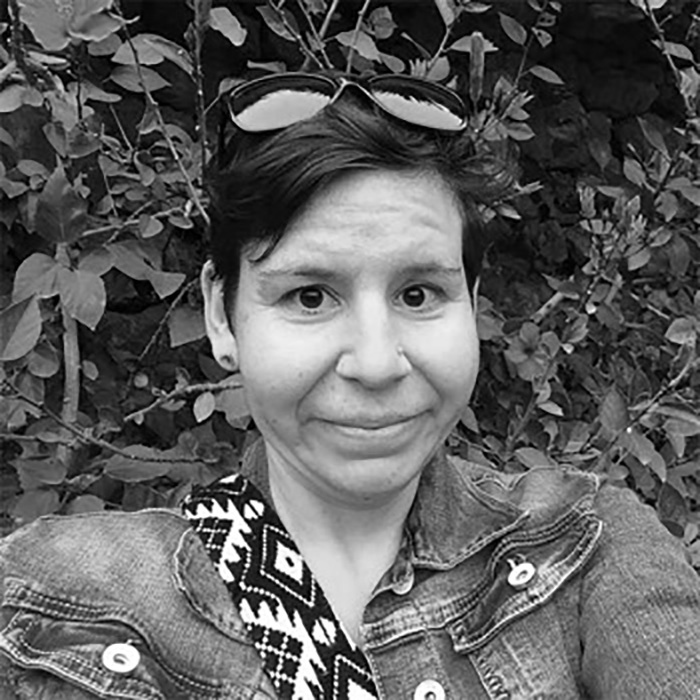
[0,0,699,569]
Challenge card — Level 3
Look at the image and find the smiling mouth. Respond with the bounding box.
[324,414,421,431]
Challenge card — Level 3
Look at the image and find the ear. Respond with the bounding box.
[201,261,238,372]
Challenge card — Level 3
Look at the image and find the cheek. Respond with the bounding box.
[412,315,479,404]
[235,320,336,417]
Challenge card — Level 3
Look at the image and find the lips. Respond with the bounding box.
[322,413,422,430]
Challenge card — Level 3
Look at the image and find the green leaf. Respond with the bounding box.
[665,317,697,345]
[14,457,67,491]
[256,6,298,41]
[147,270,185,299]
[57,268,106,330]
[69,9,122,43]
[514,447,556,468]
[0,296,42,361]
[139,214,164,238]
[209,7,247,47]
[369,7,396,39]
[193,391,216,423]
[79,247,115,276]
[623,157,647,189]
[459,406,479,433]
[109,65,170,93]
[28,343,60,378]
[623,429,666,481]
[449,33,498,54]
[638,116,668,157]
[215,387,249,428]
[0,126,16,148]
[499,13,527,46]
[103,445,177,482]
[0,84,27,114]
[599,387,628,438]
[17,0,73,51]
[113,34,193,75]
[652,40,692,61]
[11,489,60,524]
[168,306,206,347]
[433,0,457,26]
[336,30,381,62]
[379,52,405,74]
[529,65,564,85]
[35,165,87,244]
[427,56,450,82]
[66,494,105,514]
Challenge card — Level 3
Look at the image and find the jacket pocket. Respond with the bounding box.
[0,578,254,700]
[447,509,602,654]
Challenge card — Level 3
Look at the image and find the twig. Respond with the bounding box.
[192,0,210,175]
[584,347,698,470]
[55,243,80,468]
[119,22,210,226]
[345,0,373,73]
[531,291,565,323]
[136,279,197,362]
[643,0,691,116]
[267,0,324,69]
[426,18,456,76]
[81,207,181,239]
[3,381,210,464]
[318,0,341,43]
[297,0,333,70]
[124,378,242,423]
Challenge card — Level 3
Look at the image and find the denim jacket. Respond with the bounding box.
[2,441,700,699]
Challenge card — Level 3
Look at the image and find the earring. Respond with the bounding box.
[219,353,238,372]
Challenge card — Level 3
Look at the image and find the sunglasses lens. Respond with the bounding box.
[229,74,337,132]
[369,76,466,131]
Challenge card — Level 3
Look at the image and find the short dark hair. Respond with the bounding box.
[207,90,516,311]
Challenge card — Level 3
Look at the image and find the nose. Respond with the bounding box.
[335,300,411,388]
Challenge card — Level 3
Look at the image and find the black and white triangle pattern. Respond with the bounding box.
[183,474,379,700]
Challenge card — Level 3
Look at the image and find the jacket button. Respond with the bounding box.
[102,643,140,673]
[414,679,446,700]
[507,558,537,590]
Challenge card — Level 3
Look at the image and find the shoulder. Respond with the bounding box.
[1,508,191,596]
[445,453,599,524]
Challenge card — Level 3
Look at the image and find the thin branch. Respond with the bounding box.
[3,381,210,464]
[81,207,181,239]
[55,243,80,468]
[426,18,456,75]
[124,378,242,423]
[297,0,333,70]
[136,279,197,362]
[192,0,210,175]
[119,22,210,226]
[345,0,373,73]
[268,0,324,69]
[318,0,341,42]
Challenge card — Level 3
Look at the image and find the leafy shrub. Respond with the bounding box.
[0,0,698,568]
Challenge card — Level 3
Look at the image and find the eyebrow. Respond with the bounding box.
[255,262,464,286]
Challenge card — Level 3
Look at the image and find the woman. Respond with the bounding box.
[1,73,699,700]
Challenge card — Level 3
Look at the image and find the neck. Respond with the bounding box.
[267,451,417,560]
[265,447,419,642]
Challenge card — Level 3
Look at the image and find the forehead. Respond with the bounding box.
[247,170,464,271]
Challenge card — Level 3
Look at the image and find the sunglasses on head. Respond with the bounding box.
[225,72,468,133]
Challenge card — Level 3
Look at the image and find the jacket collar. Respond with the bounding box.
[238,438,600,570]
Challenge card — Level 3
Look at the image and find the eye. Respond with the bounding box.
[282,285,338,316]
[298,287,325,309]
[402,286,427,308]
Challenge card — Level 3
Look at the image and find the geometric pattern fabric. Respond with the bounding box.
[182,474,380,700]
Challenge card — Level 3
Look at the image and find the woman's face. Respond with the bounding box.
[204,170,479,505]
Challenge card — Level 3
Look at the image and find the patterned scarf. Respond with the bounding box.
[182,473,380,700]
